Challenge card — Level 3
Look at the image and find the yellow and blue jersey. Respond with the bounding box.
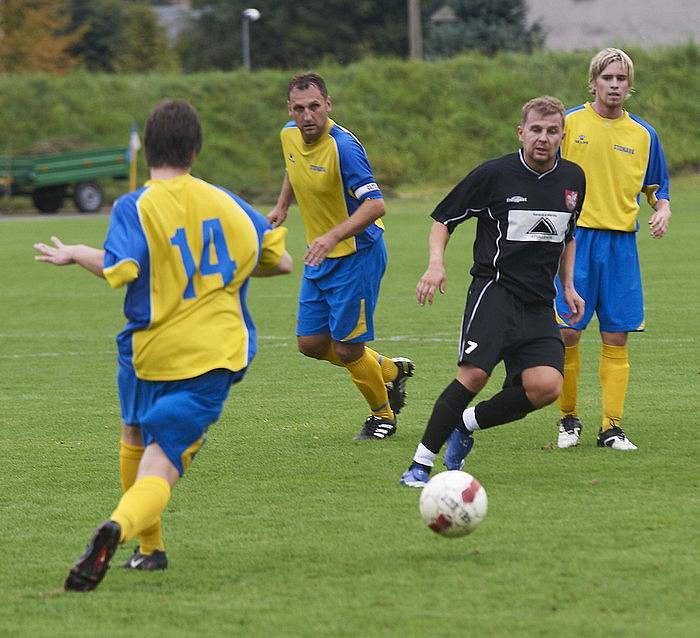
[562,102,670,232]
[103,174,287,381]
[280,118,384,258]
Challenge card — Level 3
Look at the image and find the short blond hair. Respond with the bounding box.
[520,96,566,127]
[588,48,635,94]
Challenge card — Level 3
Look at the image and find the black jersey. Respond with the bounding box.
[432,150,586,304]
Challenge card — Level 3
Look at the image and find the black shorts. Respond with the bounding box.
[458,279,564,387]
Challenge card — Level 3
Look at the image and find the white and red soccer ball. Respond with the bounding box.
[419,471,488,537]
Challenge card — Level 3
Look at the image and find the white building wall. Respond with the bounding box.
[526,0,698,50]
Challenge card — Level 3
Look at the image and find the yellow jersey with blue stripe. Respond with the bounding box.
[562,102,670,232]
[280,118,384,258]
[103,174,287,381]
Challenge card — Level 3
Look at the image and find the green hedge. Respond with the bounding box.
[1,44,696,200]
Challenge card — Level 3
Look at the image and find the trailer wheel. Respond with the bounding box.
[74,181,104,213]
[32,186,65,214]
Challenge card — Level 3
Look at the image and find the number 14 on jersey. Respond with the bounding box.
[170,218,237,299]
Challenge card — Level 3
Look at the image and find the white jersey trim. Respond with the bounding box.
[518,149,558,180]
[441,206,489,227]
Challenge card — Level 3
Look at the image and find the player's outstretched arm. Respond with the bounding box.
[267,172,294,228]
[34,236,105,278]
[416,222,450,306]
[648,199,671,239]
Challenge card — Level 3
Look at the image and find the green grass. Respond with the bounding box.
[0,175,698,637]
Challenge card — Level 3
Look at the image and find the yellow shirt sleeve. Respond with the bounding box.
[258,226,288,270]
[103,259,139,288]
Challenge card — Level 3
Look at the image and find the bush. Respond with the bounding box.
[0,45,696,199]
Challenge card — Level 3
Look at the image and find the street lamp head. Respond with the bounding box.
[243,8,261,21]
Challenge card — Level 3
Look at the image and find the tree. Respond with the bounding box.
[425,0,543,58]
[178,0,411,71]
[0,0,83,74]
[115,3,180,73]
[66,0,127,72]
[67,0,179,72]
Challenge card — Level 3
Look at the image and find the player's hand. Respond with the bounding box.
[648,208,671,238]
[563,287,585,325]
[267,205,288,228]
[304,233,338,266]
[33,236,75,266]
[416,264,446,306]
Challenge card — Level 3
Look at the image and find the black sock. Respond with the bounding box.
[474,385,536,430]
[420,379,477,453]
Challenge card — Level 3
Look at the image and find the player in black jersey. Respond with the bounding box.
[400,96,587,488]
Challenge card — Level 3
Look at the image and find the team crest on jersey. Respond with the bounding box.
[564,190,578,211]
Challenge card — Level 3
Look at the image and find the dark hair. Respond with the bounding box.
[287,72,328,99]
[144,99,203,169]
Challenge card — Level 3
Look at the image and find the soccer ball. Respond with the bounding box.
[419,470,488,538]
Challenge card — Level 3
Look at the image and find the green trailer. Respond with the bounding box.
[0,146,129,213]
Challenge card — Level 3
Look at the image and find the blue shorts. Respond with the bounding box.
[296,238,387,342]
[118,363,244,475]
[555,227,644,332]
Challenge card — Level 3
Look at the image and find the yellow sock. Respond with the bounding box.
[558,344,580,417]
[119,441,165,553]
[119,441,143,492]
[111,476,171,543]
[321,344,344,367]
[364,347,399,383]
[322,343,398,384]
[599,343,629,431]
[138,521,166,555]
[344,349,394,420]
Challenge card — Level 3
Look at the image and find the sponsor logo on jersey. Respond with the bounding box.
[574,134,589,145]
[613,144,635,155]
[506,209,571,243]
[565,189,578,211]
[528,218,558,235]
[506,195,528,203]
[288,152,295,164]
[310,164,327,172]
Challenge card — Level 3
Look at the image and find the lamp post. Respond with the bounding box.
[242,8,261,71]
[407,0,423,59]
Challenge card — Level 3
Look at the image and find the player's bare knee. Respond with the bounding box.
[297,336,328,359]
[333,341,364,364]
[561,328,581,347]
[121,423,144,446]
[526,379,562,408]
[298,343,324,359]
[456,364,489,393]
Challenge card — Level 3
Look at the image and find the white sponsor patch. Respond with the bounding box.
[506,209,571,243]
[354,182,380,199]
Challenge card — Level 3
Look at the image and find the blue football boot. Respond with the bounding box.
[443,427,474,470]
[399,462,431,488]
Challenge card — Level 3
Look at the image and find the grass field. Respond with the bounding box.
[1,175,698,637]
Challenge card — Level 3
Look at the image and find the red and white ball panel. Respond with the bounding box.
[419,471,488,537]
